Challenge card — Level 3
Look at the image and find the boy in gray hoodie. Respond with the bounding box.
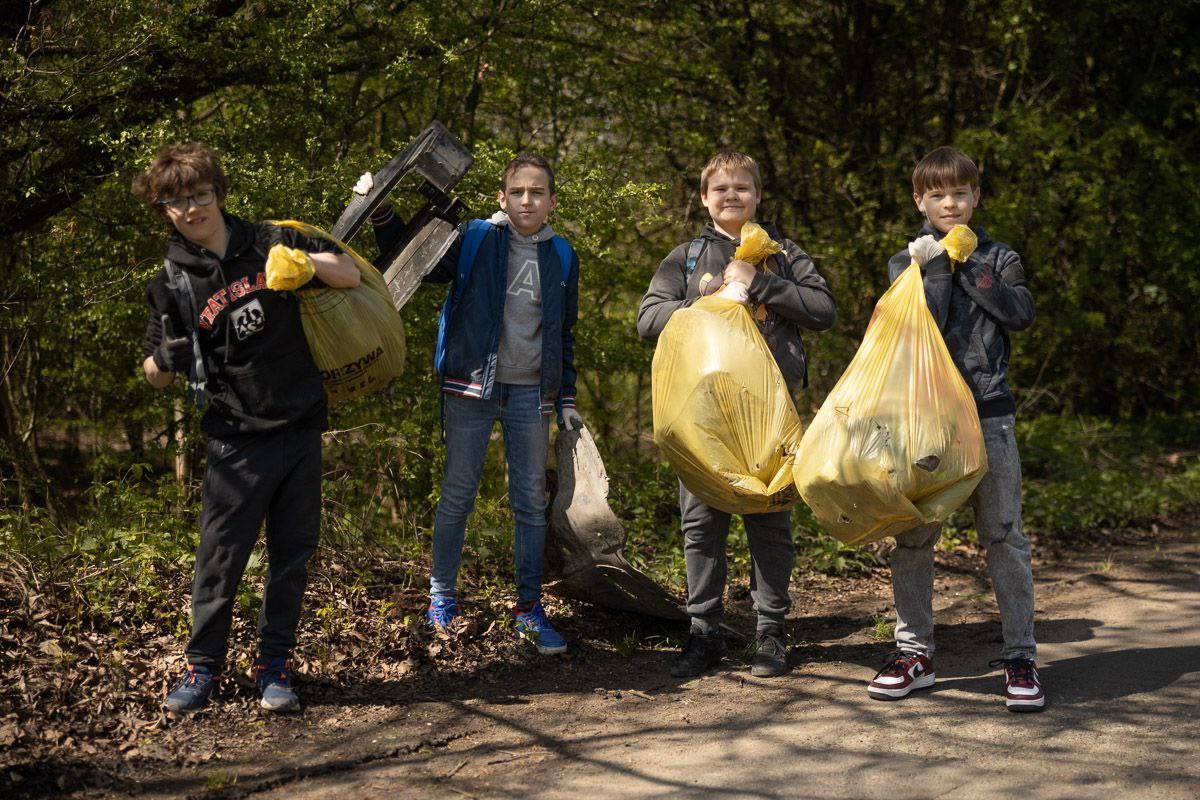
[638,150,836,678]
[867,146,1044,712]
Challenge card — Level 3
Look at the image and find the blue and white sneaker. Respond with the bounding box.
[514,601,568,654]
[164,665,217,713]
[255,657,300,713]
[427,594,459,630]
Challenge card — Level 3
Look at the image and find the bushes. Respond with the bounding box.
[945,414,1200,541]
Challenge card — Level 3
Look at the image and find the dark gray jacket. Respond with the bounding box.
[888,223,1035,418]
[637,222,836,395]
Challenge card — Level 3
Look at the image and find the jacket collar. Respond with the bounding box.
[917,220,992,244]
[165,211,256,271]
[698,220,783,246]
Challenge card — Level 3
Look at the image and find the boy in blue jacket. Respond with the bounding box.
[868,146,1044,711]
[366,154,582,653]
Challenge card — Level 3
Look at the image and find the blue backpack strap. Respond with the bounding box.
[684,237,706,276]
[550,235,575,283]
[453,219,493,304]
[435,219,493,375]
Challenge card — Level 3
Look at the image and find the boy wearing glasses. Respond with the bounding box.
[133,142,360,713]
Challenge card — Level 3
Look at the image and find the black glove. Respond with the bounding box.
[152,315,192,373]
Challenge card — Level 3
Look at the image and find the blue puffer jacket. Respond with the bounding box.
[376,216,578,416]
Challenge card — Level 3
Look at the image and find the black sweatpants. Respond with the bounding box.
[186,427,322,671]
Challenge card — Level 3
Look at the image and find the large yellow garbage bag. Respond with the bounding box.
[652,294,802,515]
[793,225,987,544]
[267,220,406,405]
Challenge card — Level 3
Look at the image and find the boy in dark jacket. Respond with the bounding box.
[134,142,360,713]
[637,150,836,678]
[867,146,1043,711]
[366,154,581,653]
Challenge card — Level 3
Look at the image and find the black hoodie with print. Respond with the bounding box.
[142,212,336,437]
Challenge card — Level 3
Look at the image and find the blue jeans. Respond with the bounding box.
[431,384,550,605]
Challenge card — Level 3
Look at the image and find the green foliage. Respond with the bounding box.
[0,469,197,634]
[2,2,1199,644]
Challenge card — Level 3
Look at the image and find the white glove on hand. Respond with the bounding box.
[715,281,750,304]
[353,172,374,196]
[561,408,584,431]
[908,234,945,267]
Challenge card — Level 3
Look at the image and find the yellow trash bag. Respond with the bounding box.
[264,245,315,291]
[793,225,987,544]
[652,293,802,515]
[696,223,783,326]
[266,220,406,405]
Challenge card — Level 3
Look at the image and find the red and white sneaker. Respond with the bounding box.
[867,651,935,700]
[990,657,1045,712]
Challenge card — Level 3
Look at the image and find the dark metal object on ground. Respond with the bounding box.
[547,427,686,620]
[334,121,473,311]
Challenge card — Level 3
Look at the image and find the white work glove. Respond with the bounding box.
[908,234,945,268]
[353,172,373,195]
[561,408,584,431]
[715,281,750,304]
[355,171,394,224]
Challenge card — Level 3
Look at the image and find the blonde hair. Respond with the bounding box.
[700,150,762,194]
[131,141,228,219]
[912,146,980,195]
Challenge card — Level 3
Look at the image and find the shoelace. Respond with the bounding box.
[516,605,546,628]
[256,661,294,687]
[175,667,212,689]
[875,650,919,678]
[757,635,786,658]
[988,658,1038,687]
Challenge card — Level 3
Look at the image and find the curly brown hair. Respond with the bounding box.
[131,141,228,219]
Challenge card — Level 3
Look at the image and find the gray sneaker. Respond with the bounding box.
[750,632,790,677]
[255,657,301,712]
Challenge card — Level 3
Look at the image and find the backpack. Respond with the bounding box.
[683,236,787,278]
[163,259,210,411]
[434,219,575,375]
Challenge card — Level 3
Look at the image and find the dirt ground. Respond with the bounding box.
[10,522,1200,799]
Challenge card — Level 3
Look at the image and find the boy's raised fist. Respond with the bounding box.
[716,281,750,304]
[724,258,756,286]
[908,234,945,267]
[152,315,192,373]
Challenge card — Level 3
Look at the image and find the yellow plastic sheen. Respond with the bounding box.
[733,222,782,265]
[792,225,987,544]
[264,245,315,291]
[652,294,803,515]
[267,220,406,405]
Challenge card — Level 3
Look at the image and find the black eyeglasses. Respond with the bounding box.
[158,189,217,212]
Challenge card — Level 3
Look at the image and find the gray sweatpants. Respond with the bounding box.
[890,414,1036,660]
[679,482,794,636]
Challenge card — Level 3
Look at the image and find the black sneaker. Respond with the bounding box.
[750,631,790,677]
[670,632,726,677]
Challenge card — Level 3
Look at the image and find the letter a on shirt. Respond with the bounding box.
[508,258,540,301]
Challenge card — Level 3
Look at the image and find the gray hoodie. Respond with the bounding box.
[496,214,553,385]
